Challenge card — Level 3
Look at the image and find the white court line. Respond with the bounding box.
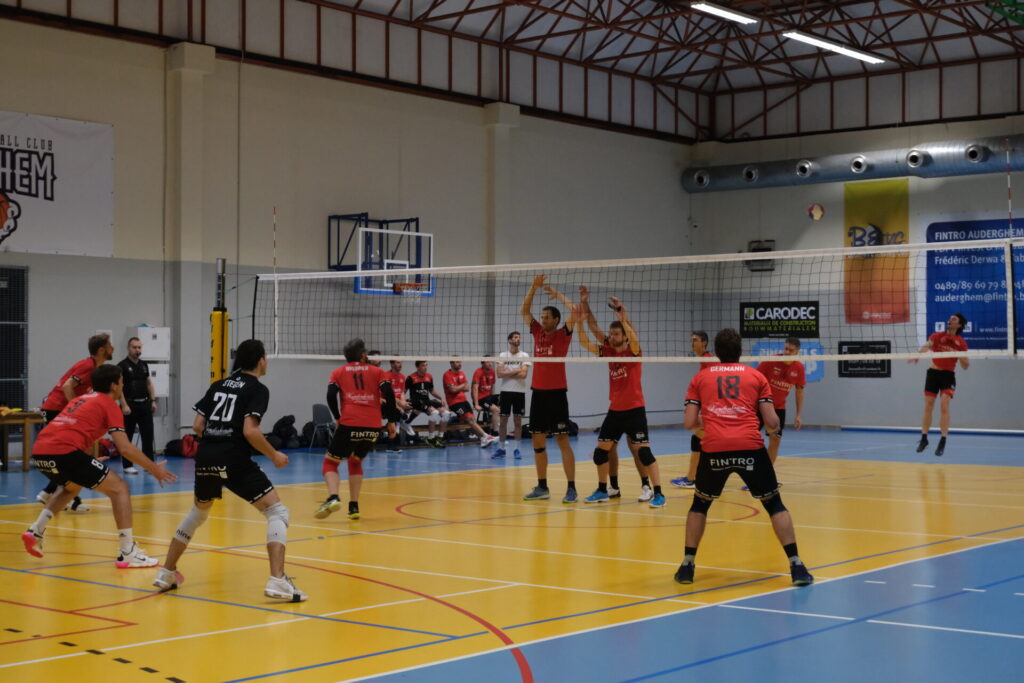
[864,580,887,584]
[867,619,1024,640]
[961,588,986,592]
[779,489,1024,511]
[341,534,1024,683]
[912,584,936,588]
[718,604,854,621]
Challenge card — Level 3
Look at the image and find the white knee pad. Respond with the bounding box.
[427,412,440,425]
[174,505,210,544]
[262,502,289,545]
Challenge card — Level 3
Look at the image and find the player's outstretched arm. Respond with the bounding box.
[579,285,604,341]
[111,431,177,486]
[576,308,601,356]
[610,297,641,355]
[909,339,932,363]
[243,416,289,468]
[521,274,544,326]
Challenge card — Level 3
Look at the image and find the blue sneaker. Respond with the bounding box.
[513,449,522,459]
[584,489,609,504]
[491,448,506,459]
[649,493,666,508]
[562,489,578,504]
[671,477,695,488]
[523,486,550,501]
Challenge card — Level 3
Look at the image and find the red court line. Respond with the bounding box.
[71,592,161,612]
[213,549,535,683]
[0,598,135,626]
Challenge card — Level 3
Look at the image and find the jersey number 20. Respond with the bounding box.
[210,392,238,421]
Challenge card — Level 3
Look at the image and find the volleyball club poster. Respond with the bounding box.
[843,178,910,324]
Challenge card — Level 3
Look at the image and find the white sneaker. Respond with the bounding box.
[402,422,416,437]
[36,490,51,504]
[637,485,653,502]
[265,575,308,602]
[152,567,184,592]
[480,435,498,448]
[65,499,90,513]
[115,542,159,568]
[124,466,139,475]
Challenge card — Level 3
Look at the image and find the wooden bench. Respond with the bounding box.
[0,411,45,472]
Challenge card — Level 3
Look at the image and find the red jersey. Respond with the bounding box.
[329,362,388,428]
[755,357,805,409]
[34,392,125,455]
[530,319,572,390]
[699,351,716,370]
[386,371,406,400]
[601,343,644,411]
[472,367,496,399]
[443,369,468,405]
[685,364,772,452]
[41,357,97,411]
[929,332,968,371]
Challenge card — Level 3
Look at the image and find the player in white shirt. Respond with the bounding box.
[494,331,530,459]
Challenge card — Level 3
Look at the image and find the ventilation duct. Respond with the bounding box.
[681,135,1024,193]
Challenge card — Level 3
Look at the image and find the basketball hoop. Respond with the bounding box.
[393,281,427,302]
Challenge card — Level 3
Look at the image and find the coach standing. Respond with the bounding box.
[117,337,157,475]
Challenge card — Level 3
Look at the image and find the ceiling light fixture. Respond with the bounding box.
[690,2,759,25]
[783,31,886,65]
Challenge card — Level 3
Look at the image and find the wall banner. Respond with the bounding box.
[740,301,819,338]
[837,340,892,378]
[843,179,910,324]
[0,111,113,257]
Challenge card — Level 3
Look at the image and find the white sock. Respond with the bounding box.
[118,528,134,554]
[30,508,54,535]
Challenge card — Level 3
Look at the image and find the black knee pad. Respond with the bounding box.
[690,434,701,453]
[534,447,546,454]
[689,495,712,514]
[761,493,787,516]
[592,447,609,466]
[637,446,656,467]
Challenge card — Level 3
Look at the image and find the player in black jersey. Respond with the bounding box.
[153,340,307,602]
[404,361,450,448]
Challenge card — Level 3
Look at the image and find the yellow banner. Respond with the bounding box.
[844,179,910,324]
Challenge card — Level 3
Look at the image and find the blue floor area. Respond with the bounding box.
[373,539,1024,682]
[1,427,1022,505]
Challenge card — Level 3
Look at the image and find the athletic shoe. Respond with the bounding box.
[607,486,621,499]
[649,493,666,508]
[584,489,609,503]
[433,437,447,449]
[935,437,947,457]
[36,490,51,505]
[790,563,814,586]
[562,489,578,504]
[348,503,360,520]
[674,562,695,584]
[264,575,308,602]
[115,542,159,568]
[513,449,522,460]
[481,435,498,448]
[66,498,89,513]
[402,422,416,437]
[491,448,506,459]
[915,435,929,453]
[523,486,550,501]
[386,448,401,454]
[671,476,695,488]
[152,567,184,592]
[314,498,341,519]
[21,530,43,558]
[124,466,139,475]
[637,485,653,502]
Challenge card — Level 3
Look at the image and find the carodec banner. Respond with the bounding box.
[740,301,819,338]
[925,219,1024,351]
[843,179,910,324]
[0,111,113,257]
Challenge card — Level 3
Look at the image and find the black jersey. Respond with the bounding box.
[193,371,270,453]
[405,373,435,402]
[117,358,151,402]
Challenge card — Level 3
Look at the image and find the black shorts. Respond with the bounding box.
[690,434,702,453]
[327,425,380,460]
[499,391,525,417]
[695,448,779,500]
[411,396,442,413]
[479,395,500,413]
[598,407,649,444]
[449,401,474,420]
[529,389,570,435]
[924,368,957,397]
[194,442,274,504]
[33,450,110,489]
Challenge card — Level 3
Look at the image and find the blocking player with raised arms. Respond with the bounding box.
[153,339,307,602]
[577,293,666,508]
[675,328,813,587]
[444,360,498,448]
[754,337,806,464]
[911,312,969,456]
[22,364,176,566]
[520,274,578,503]
[315,338,400,520]
[494,331,530,459]
[671,331,715,489]
[405,361,449,448]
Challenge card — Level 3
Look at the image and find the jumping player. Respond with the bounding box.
[754,337,806,464]
[152,339,307,602]
[495,332,530,459]
[577,294,666,508]
[520,274,578,503]
[675,328,813,587]
[405,361,450,448]
[911,312,969,456]
[22,364,176,566]
[443,360,498,448]
[315,338,399,520]
[672,331,715,488]
[471,358,501,442]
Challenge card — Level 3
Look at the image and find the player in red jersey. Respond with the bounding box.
[520,274,578,503]
[315,338,399,520]
[36,333,119,513]
[672,331,716,489]
[911,312,969,456]
[22,364,176,565]
[578,293,666,508]
[675,328,813,587]
[472,358,501,443]
[444,360,498,448]
[754,337,806,465]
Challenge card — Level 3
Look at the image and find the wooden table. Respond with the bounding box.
[0,411,45,472]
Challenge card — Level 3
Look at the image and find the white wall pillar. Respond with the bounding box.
[484,102,520,266]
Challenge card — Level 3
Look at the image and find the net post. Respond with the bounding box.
[1008,240,1019,356]
[211,257,229,382]
[250,274,259,340]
